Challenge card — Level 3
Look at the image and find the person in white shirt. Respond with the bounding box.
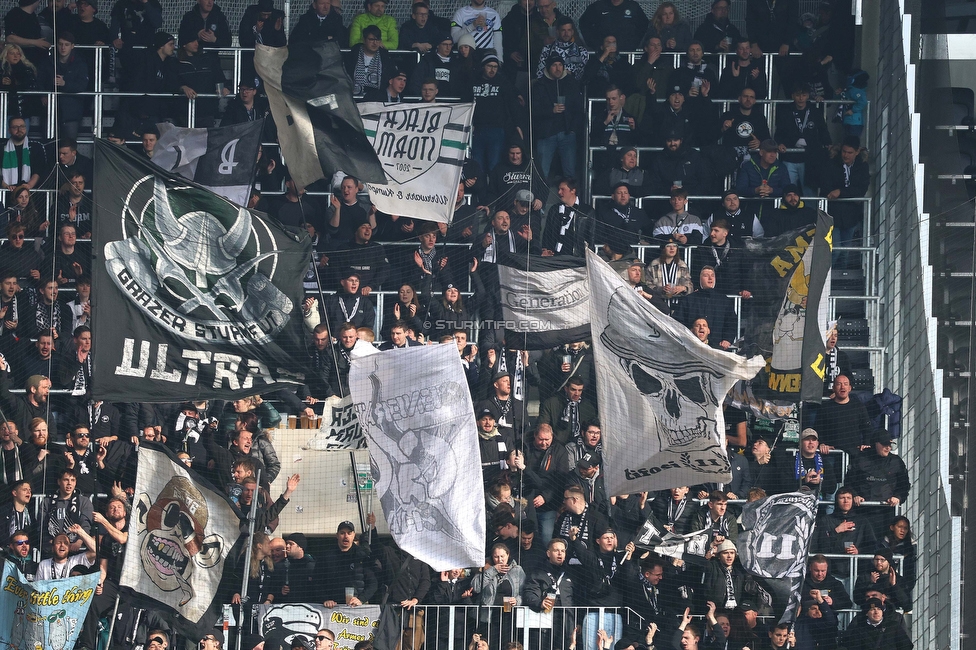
[36,526,96,580]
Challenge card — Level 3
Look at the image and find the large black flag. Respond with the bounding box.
[253,42,385,191]
[92,140,312,401]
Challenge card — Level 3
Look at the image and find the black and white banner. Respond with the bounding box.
[586,250,765,496]
[92,140,312,402]
[349,345,485,571]
[359,102,473,224]
[738,491,818,622]
[497,255,590,350]
[634,520,711,559]
[304,395,367,450]
[152,121,263,207]
[119,444,243,630]
[254,42,385,191]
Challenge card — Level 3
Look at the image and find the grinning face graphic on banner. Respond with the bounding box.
[136,476,223,605]
[104,175,294,345]
[600,289,725,453]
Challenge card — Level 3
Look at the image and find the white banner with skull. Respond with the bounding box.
[358,102,473,224]
[120,444,242,623]
[586,250,765,496]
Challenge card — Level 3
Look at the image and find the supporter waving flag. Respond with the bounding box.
[254,42,386,191]
[586,249,765,496]
[92,140,312,401]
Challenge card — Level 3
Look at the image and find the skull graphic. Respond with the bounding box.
[600,288,724,449]
[136,476,223,605]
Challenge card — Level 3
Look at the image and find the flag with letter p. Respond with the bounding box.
[359,102,473,223]
[586,249,764,496]
[152,121,263,207]
[254,42,385,191]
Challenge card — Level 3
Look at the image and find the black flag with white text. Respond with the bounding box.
[92,140,311,402]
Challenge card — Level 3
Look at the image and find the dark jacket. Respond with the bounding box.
[109,0,163,48]
[672,288,738,345]
[178,3,232,49]
[736,154,791,197]
[408,50,464,96]
[839,615,913,650]
[237,4,287,47]
[846,450,910,504]
[314,543,379,603]
[541,201,596,258]
[290,4,346,46]
[693,13,742,53]
[579,0,648,52]
[343,45,395,96]
[44,53,89,122]
[522,443,569,513]
[524,561,575,609]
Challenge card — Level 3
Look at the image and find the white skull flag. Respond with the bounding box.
[349,344,486,571]
[120,444,243,627]
[586,250,765,496]
[92,140,312,402]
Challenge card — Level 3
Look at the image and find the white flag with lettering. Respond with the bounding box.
[358,102,473,223]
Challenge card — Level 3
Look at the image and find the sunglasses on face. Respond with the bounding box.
[12,540,28,546]
[150,637,166,645]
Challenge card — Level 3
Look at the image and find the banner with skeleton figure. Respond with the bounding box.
[0,560,98,650]
[586,250,765,496]
[349,345,486,571]
[92,140,312,402]
[359,102,473,224]
[119,444,243,632]
[738,491,818,622]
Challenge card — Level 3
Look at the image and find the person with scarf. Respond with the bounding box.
[0,117,46,190]
[649,486,696,535]
[23,276,72,341]
[691,219,751,298]
[478,368,525,440]
[694,490,739,551]
[322,323,365,398]
[597,182,652,254]
[653,186,705,245]
[538,375,597,445]
[0,271,27,356]
[323,269,375,331]
[403,224,450,297]
[475,401,516,488]
[521,424,568,544]
[553,484,609,554]
[705,190,764,240]
[39,468,93,552]
[647,239,693,313]
[583,37,635,99]
[566,450,610,518]
[343,24,393,96]
[541,177,595,258]
[523,538,577,649]
[478,345,530,404]
[0,421,26,489]
[539,340,595,403]
[565,420,603,472]
[572,527,638,648]
[699,539,748,611]
[795,428,837,496]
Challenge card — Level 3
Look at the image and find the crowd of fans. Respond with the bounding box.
[0,0,910,649]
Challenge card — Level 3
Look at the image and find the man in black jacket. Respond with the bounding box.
[541,178,595,257]
[821,136,870,265]
[276,532,316,603]
[673,266,738,348]
[314,520,378,606]
[521,424,568,543]
[290,0,347,46]
[523,538,577,649]
[178,0,232,51]
[532,55,582,179]
[802,553,854,611]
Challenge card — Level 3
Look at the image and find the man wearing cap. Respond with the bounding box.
[327,220,390,295]
[344,24,395,96]
[719,87,770,152]
[840,596,912,650]
[324,271,376,330]
[597,145,648,196]
[554,484,609,552]
[315,521,377,607]
[275,532,316,603]
[471,50,522,174]
[768,183,817,236]
[452,0,503,60]
[736,139,791,198]
[481,367,526,439]
[705,190,764,240]
[532,54,582,179]
[221,79,271,127]
[475,401,517,487]
[536,17,589,81]
[847,429,910,530]
[701,538,747,610]
[848,587,907,633]
[565,450,609,517]
[510,189,545,236]
[572,527,637,644]
[291,0,347,47]
[673,266,738,348]
[364,66,407,103]
[647,129,707,195]
[795,428,838,495]
[644,84,717,148]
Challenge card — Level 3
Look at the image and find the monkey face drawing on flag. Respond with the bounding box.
[136,476,223,605]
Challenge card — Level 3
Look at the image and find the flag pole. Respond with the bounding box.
[104,592,121,650]
[236,468,263,650]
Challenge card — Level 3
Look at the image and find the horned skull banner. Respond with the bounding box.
[119,445,242,623]
[586,251,765,496]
